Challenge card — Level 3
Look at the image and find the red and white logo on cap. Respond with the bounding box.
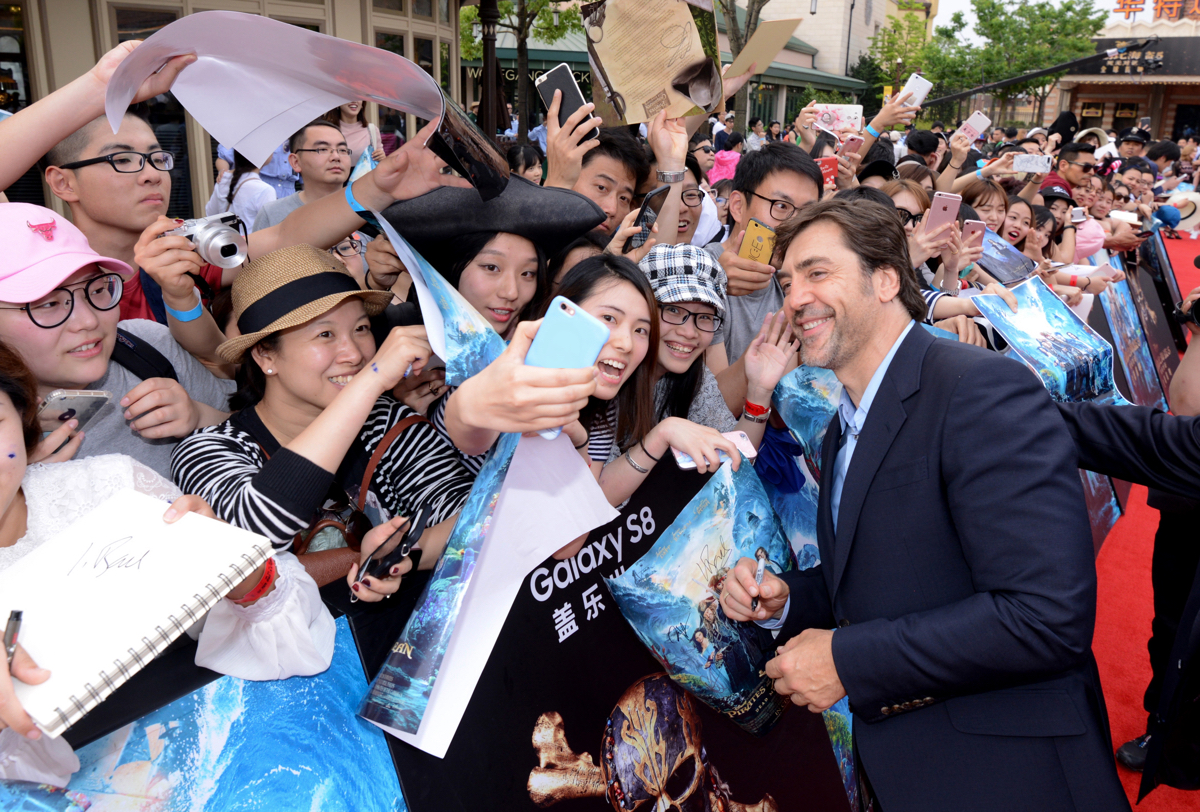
[26,221,56,241]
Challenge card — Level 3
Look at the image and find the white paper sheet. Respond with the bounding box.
[105,12,443,166]
[391,433,617,757]
[725,19,802,79]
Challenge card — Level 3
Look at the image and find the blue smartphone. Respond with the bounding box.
[525,296,611,440]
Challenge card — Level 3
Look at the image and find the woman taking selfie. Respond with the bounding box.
[172,245,476,590]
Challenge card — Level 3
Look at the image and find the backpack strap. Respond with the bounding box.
[112,328,179,382]
[359,414,428,509]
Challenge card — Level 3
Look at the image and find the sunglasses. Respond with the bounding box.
[293,485,371,555]
[692,145,715,154]
[1065,160,1097,174]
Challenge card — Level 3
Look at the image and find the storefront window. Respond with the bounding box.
[415,37,435,77]
[374,0,404,12]
[0,3,41,205]
[376,32,409,141]
[413,0,433,19]
[115,7,193,218]
[440,41,451,93]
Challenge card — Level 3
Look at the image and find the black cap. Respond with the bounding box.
[1117,126,1151,144]
[906,130,940,156]
[857,159,900,184]
[1047,112,1079,144]
[1041,184,1076,206]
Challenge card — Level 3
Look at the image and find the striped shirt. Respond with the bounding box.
[428,386,488,475]
[171,397,475,550]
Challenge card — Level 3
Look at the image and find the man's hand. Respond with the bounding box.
[647,110,688,172]
[766,628,846,712]
[720,556,790,621]
[543,91,603,190]
[364,235,409,291]
[121,378,203,439]
[355,120,471,211]
[720,234,775,296]
[136,216,205,311]
[87,41,196,105]
[1104,224,1146,251]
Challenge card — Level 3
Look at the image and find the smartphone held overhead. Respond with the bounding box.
[898,73,933,107]
[535,63,600,143]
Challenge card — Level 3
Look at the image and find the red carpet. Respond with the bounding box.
[1092,234,1199,809]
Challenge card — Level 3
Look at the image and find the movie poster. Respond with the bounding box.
[605,462,796,735]
[64,618,405,812]
[974,276,1131,405]
[391,462,852,812]
[1079,469,1121,556]
[1098,275,1169,411]
[1123,263,1179,404]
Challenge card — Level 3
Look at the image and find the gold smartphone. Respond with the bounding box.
[738,218,776,263]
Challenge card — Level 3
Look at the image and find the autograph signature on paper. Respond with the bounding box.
[67,536,149,578]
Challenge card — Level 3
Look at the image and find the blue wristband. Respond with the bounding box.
[865,123,881,139]
[343,183,379,225]
[164,289,204,322]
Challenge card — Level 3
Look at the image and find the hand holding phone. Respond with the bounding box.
[738,219,776,263]
[816,156,839,186]
[536,63,599,143]
[899,73,933,108]
[672,431,758,470]
[525,297,611,439]
[924,192,962,236]
[624,185,669,253]
[838,135,864,157]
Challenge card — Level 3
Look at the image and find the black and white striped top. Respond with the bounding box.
[171,397,475,550]
[429,386,488,476]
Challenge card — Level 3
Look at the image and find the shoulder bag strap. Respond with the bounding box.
[358,414,428,510]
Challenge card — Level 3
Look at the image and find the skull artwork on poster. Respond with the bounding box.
[526,673,778,812]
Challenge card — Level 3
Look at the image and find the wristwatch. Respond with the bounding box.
[657,169,686,184]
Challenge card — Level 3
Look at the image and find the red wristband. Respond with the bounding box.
[1069,274,1078,287]
[743,400,769,417]
[232,557,277,604]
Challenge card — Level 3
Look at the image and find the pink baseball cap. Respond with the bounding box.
[0,203,133,304]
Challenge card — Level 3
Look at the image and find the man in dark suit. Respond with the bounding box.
[721,197,1130,811]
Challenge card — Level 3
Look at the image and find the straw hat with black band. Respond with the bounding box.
[218,244,394,364]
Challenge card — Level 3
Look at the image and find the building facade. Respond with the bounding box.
[3,0,460,217]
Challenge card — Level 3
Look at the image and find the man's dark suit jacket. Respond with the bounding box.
[778,325,1130,811]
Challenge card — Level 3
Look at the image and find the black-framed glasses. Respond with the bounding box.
[330,238,364,257]
[1065,160,1097,174]
[747,191,797,220]
[681,190,704,208]
[659,303,722,333]
[0,273,123,328]
[692,145,715,154]
[897,209,924,228]
[294,146,353,158]
[58,151,174,173]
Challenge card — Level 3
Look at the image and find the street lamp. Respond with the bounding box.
[810,0,818,14]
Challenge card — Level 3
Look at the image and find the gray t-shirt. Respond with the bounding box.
[80,319,237,478]
[252,192,306,232]
[654,365,738,431]
[704,241,785,365]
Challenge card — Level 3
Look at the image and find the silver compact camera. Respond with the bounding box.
[165,213,248,269]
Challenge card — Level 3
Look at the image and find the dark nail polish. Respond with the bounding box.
[351,583,360,591]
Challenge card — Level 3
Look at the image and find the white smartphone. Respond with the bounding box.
[898,73,933,108]
[38,389,112,435]
[953,111,991,143]
[1070,207,1087,224]
[1013,153,1052,174]
[672,431,758,470]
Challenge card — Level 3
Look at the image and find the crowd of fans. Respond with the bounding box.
[0,38,1197,801]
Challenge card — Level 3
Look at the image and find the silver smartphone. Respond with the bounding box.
[38,389,112,435]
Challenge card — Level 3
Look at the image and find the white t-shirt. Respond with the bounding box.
[206,171,277,230]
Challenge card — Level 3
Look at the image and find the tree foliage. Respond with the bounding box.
[460,0,582,141]
[869,0,1104,127]
[716,0,774,134]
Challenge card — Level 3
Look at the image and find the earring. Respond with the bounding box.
[266,369,274,375]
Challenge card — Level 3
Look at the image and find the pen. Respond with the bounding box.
[5,610,22,668]
[751,558,766,612]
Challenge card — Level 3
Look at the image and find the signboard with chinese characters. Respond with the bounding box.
[1112,0,1200,21]
[1074,37,1200,77]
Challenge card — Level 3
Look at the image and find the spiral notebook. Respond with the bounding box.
[0,488,273,738]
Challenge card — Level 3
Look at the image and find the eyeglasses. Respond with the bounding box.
[715,196,728,205]
[58,151,174,173]
[330,238,364,257]
[692,145,715,154]
[897,209,925,228]
[747,191,798,220]
[0,273,123,328]
[659,303,722,333]
[1065,161,1097,174]
[293,146,353,158]
[681,190,704,208]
